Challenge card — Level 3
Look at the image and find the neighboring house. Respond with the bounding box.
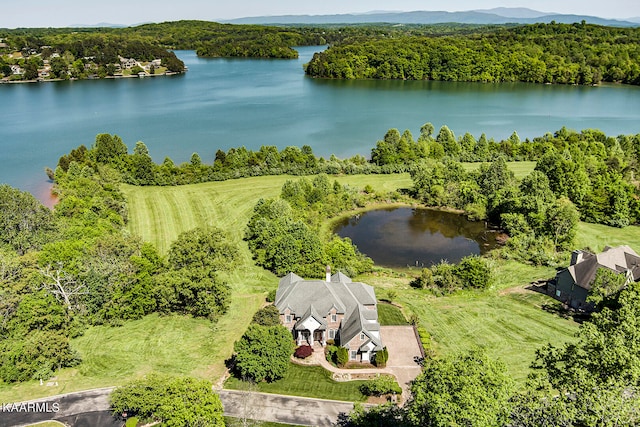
[10,65,23,75]
[548,245,640,310]
[119,56,138,69]
[275,267,383,363]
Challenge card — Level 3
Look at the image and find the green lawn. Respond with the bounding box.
[121,174,413,254]
[225,363,368,402]
[463,161,536,179]
[575,221,640,252]
[377,302,408,325]
[361,259,577,384]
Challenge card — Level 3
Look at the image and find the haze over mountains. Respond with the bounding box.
[221,7,638,27]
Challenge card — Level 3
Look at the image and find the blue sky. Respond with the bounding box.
[2,0,639,28]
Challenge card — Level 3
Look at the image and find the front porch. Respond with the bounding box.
[295,328,327,347]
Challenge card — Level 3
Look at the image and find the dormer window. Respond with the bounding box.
[331,314,337,322]
[360,332,365,340]
[285,315,292,323]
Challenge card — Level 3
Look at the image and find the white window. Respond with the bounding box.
[285,315,292,323]
[329,329,336,339]
[360,332,365,340]
[350,351,357,360]
[331,314,337,322]
[556,290,561,297]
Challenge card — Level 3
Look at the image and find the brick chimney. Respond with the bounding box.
[570,250,584,266]
[325,265,331,282]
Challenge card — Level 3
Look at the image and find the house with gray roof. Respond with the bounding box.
[275,266,383,363]
[548,245,640,310]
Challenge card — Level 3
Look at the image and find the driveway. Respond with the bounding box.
[380,326,424,401]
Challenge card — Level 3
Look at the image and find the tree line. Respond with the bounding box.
[374,124,640,231]
[55,125,640,234]
[305,22,640,85]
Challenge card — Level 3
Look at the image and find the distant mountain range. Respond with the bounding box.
[221,8,639,27]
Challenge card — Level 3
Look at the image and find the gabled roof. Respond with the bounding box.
[294,304,327,331]
[340,305,383,351]
[566,245,640,290]
[331,272,352,283]
[275,270,383,351]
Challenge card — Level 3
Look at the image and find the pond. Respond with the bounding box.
[333,207,500,268]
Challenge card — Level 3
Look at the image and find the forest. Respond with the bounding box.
[305,22,640,85]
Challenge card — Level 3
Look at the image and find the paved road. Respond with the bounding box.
[1,387,360,427]
[220,390,358,427]
[0,387,119,427]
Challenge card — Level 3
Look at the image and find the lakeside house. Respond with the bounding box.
[548,245,640,310]
[274,267,383,363]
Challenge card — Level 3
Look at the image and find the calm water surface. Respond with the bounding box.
[1,46,640,201]
[334,207,500,268]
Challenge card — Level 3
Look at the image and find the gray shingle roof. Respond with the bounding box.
[567,245,640,290]
[340,305,383,351]
[275,271,383,350]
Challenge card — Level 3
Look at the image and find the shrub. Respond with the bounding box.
[266,289,277,302]
[294,345,314,359]
[336,346,349,367]
[374,347,389,368]
[251,305,281,326]
[326,345,338,365]
[416,327,434,357]
[455,255,493,289]
[359,375,402,397]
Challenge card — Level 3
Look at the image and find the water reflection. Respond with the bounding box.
[334,207,499,268]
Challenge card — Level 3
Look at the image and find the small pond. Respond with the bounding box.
[333,207,501,268]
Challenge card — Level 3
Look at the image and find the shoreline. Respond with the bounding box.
[0,70,185,84]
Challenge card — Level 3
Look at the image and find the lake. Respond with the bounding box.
[1,46,640,202]
[333,207,500,268]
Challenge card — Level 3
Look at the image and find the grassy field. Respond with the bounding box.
[8,168,637,401]
[225,363,368,402]
[122,174,413,254]
[361,259,578,384]
[575,221,640,252]
[377,302,408,325]
[463,160,536,179]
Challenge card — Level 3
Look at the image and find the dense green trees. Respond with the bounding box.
[306,23,640,86]
[408,349,513,427]
[410,156,580,265]
[410,255,494,294]
[245,177,375,277]
[0,185,58,254]
[0,148,238,382]
[232,324,296,382]
[110,374,225,426]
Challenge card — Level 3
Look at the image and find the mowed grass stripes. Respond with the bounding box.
[122,174,413,254]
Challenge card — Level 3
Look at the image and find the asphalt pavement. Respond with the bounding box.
[1,387,360,427]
